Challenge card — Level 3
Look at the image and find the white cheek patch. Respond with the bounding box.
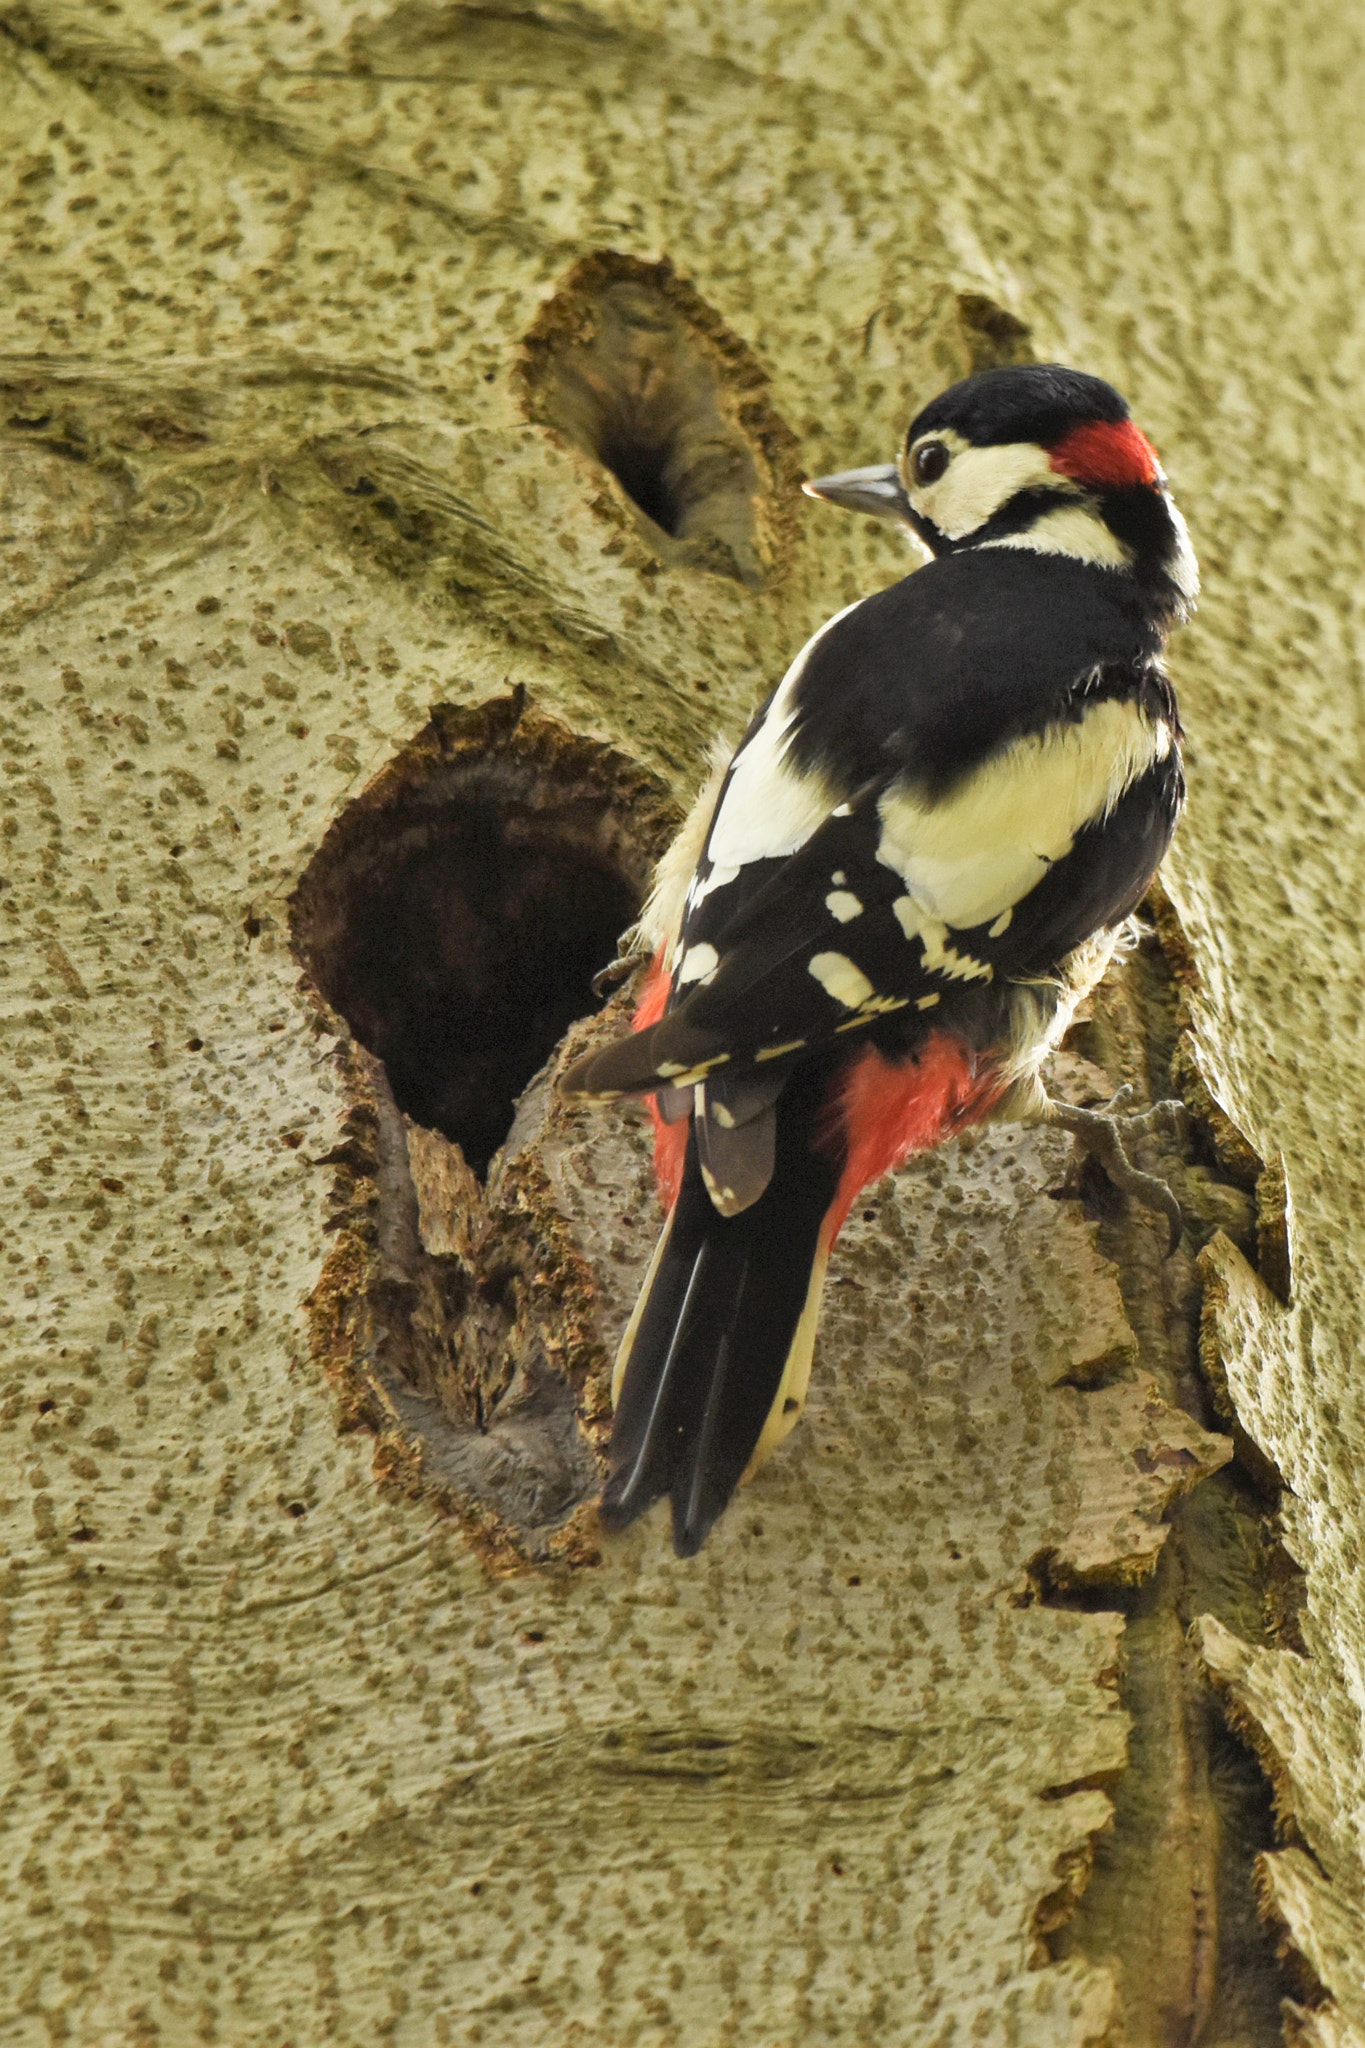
[878,697,1169,931]
[912,439,1068,541]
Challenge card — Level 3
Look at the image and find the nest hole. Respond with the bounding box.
[291,697,666,1175]
[520,253,801,587]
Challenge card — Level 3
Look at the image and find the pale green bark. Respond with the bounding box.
[1,4,1363,2043]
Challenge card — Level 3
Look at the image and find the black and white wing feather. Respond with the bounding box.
[563,702,1181,1103]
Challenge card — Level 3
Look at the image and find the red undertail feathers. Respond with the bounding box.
[822,1037,1003,1240]
[632,952,689,1210]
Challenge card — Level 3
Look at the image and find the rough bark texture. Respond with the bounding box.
[0,3,1361,2043]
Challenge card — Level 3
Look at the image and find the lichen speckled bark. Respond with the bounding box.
[1,3,1363,2042]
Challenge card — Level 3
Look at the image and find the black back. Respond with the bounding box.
[787,549,1169,799]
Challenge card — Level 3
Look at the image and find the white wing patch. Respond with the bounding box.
[808,952,874,1008]
[877,697,1170,930]
[706,714,833,868]
[825,889,863,922]
[635,739,731,955]
[686,862,740,910]
[704,600,863,870]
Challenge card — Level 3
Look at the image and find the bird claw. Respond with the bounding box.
[591,953,640,999]
[1047,1086,1186,1255]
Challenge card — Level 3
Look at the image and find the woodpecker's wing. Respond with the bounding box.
[562,703,1182,1104]
[562,791,904,1097]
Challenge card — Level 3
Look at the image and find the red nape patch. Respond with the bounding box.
[634,950,687,1211]
[823,1037,1003,1242]
[1049,418,1160,490]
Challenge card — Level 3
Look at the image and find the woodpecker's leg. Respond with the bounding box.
[591,951,641,998]
[1045,1085,1186,1255]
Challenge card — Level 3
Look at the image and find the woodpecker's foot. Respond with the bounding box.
[1046,1086,1186,1255]
[591,952,641,999]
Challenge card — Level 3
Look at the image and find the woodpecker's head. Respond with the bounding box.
[805,364,1198,613]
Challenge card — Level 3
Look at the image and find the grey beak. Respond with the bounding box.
[802,463,912,522]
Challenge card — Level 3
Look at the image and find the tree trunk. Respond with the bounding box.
[1,4,1361,2042]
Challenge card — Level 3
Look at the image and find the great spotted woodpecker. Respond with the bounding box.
[561,363,1197,1556]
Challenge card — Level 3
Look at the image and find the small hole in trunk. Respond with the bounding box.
[519,252,801,587]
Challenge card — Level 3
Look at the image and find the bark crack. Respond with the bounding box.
[1038,896,1305,2042]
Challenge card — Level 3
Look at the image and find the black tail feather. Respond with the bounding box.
[601,1074,840,1555]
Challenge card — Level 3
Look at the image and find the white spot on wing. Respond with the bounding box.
[755,1039,805,1062]
[989,907,1013,938]
[808,952,874,1009]
[825,889,863,922]
[676,942,719,986]
[655,1055,730,1085]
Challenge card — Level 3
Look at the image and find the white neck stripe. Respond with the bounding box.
[977,501,1132,569]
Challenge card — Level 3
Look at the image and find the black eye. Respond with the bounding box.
[912,440,951,487]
